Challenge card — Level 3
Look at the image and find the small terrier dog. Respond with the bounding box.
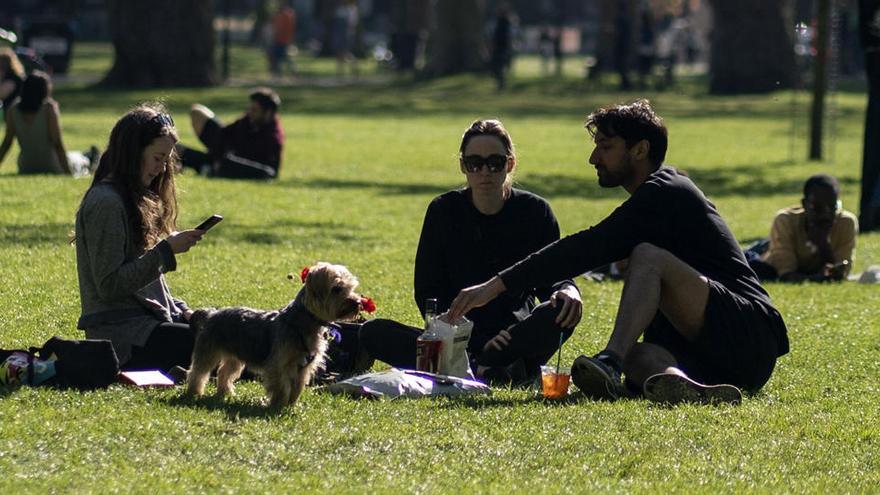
[185,262,363,408]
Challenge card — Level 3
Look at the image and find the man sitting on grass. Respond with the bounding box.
[748,174,857,282]
[447,99,789,405]
[178,87,284,179]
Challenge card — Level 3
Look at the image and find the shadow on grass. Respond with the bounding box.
[522,161,860,200]
[0,223,73,246]
[162,393,285,420]
[53,72,868,121]
[280,177,449,197]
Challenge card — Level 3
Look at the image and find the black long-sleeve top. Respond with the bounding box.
[498,166,788,351]
[414,188,576,334]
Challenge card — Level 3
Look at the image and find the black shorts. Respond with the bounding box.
[643,279,785,391]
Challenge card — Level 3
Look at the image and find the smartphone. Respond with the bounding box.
[195,214,223,231]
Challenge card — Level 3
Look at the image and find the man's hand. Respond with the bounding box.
[824,260,848,281]
[447,276,507,322]
[550,285,582,329]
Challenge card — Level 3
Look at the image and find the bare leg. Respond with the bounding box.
[572,243,709,400]
[190,104,215,137]
[605,242,710,359]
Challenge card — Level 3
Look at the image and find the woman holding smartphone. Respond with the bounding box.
[74,104,204,373]
[359,119,583,384]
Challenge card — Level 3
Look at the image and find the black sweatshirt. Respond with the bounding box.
[499,167,788,348]
[414,188,576,333]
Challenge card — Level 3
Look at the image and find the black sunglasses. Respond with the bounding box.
[462,154,508,173]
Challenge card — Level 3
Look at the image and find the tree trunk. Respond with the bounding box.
[707,0,796,94]
[102,0,217,87]
[423,0,487,77]
[858,0,880,231]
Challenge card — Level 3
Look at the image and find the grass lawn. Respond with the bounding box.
[1,43,879,492]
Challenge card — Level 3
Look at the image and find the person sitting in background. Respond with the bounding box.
[0,71,97,175]
[0,47,25,114]
[178,87,284,179]
[749,174,857,282]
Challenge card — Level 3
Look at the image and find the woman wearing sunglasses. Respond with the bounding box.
[359,119,582,384]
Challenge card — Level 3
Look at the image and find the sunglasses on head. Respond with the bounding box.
[150,112,175,128]
[462,154,508,173]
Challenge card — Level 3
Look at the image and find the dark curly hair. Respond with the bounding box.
[803,174,840,198]
[585,99,668,167]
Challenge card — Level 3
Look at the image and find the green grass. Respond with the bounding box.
[2,43,879,493]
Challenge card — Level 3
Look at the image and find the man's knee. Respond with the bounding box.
[629,242,668,268]
[189,104,213,133]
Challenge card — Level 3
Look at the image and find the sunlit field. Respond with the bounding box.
[1,42,878,492]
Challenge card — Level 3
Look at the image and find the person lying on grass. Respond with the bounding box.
[177,87,284,180]
[447,100,789,405]
[74,104,205,374]
[748,174,857,283]
[358,118,583,385]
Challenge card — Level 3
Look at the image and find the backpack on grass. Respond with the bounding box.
[1,336,119,390]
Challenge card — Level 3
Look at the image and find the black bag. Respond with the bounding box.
[33,337,120,390]
[317,322,374,384]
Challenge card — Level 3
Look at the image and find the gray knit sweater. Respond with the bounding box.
[75,182,188,363]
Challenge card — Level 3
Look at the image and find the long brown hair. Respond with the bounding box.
[459,119,516,196]
[84,103,180,249]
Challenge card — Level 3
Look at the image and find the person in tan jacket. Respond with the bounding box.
[755,174,858,282]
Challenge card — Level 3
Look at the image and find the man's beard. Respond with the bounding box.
[597,152,634,188]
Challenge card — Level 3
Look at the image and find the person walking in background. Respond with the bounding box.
[0,47,25,115]
[748,174,857,282]
[359,119,583,385]
[448,100,788,405]
[269,3,296,77]
[490,2,516,90]
[0,71,97,176]
[636,5,656,90]
[178,88,284,180]
[75,104,205,373]
[332,0,360,77]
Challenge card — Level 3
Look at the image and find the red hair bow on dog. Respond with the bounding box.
[360,297,377,313]
[300,267,310,283]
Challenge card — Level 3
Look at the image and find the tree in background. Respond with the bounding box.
[103,0,216,87]
[858,0,880,230]
[707,0,796,94]
[422,0,487,77]
[390,0,431,71]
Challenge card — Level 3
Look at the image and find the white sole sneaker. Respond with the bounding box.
[643,372,742,405]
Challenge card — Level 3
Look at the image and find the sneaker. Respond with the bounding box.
[571,354,624,400]
[477,358,532,388]
[643,372,742,405]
